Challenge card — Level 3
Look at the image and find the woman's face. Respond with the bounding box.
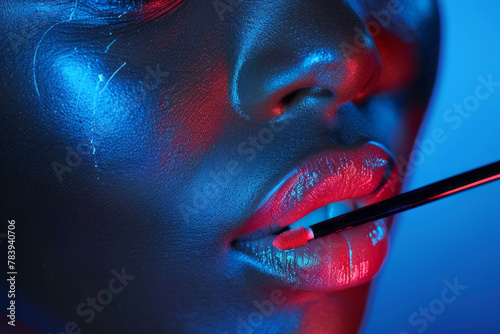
[1,0,439,332]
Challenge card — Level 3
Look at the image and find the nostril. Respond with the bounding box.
[284,87,335,104]
[273,87,335,117]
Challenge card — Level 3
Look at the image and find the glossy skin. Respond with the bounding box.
[0,0,439,333]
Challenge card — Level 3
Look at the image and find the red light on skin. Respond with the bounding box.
[120,0,183,20]
[353,28,419,103]
[142,0,183,16]
[155,54,229,172]
[297,285,371,334]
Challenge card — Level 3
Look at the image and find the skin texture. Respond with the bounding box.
[0,0,440,333]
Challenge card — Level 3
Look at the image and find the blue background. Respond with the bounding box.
[361,1,500,333]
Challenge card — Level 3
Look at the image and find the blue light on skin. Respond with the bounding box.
[345,237,354,276]
[54,59,134,133]
[232,242,321,284]
[302,51,336,69]
[0,0,440,332]
[230,2,286,118]
[33,0,79,98]
[49,57,154,172]
[368,220,386,246]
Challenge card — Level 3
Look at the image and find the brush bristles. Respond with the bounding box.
[272,227,314,250]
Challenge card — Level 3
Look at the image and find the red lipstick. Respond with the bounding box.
[231,141,397,291]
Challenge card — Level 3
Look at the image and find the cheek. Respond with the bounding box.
[34,37,230,174]
[155,55,230,172]
[37,53,154,170]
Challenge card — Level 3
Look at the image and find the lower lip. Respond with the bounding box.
[232,218,388,292]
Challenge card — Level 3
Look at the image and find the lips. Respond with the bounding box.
[230,142,397,291]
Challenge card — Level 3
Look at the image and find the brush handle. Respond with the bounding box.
[311,161,500,238]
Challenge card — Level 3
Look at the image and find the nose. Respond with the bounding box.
[230,0,381,122]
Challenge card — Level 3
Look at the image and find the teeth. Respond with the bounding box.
[288,199,355,229]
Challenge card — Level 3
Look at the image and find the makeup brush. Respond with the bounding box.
[273,160,500,250]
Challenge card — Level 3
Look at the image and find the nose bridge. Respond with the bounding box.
[230,0,381,121]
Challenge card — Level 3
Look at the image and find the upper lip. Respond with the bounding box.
[231,141,393,243]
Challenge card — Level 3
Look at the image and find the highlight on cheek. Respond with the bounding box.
[40,53,155,171]
[50,58,133,131]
